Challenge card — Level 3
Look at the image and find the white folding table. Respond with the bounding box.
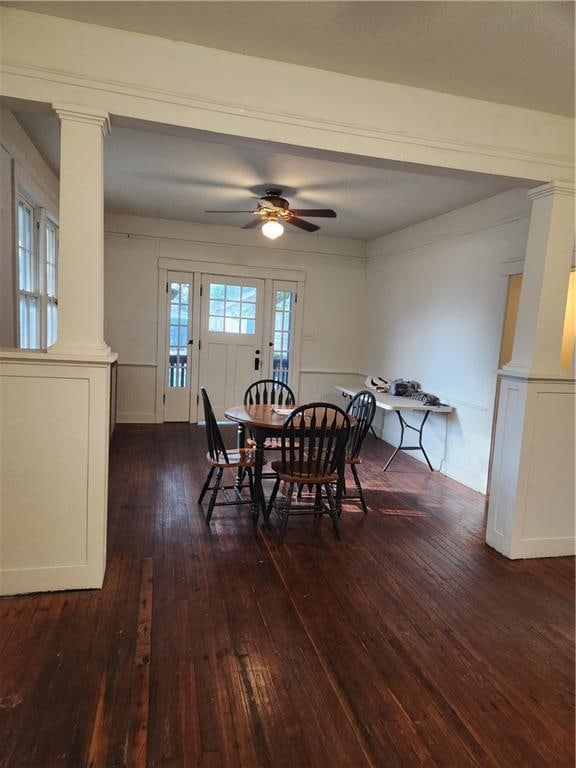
[334,383,453,471]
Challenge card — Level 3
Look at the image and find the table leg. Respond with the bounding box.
[251,428,267,522]
[236,423,246,489]
[383,410,434,472]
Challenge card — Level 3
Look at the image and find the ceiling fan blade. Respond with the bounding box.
[242,219,261,229]
[288,217,320,232]
[204,210,256,213]
[290,209,336,218]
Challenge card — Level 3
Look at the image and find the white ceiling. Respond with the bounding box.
[15,111,519,240]
[6,1,574,116]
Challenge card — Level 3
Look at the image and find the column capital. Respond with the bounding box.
[528,181,575,202]
[53,103,111,137]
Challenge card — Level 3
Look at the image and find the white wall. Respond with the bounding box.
[365,189,532,492]
[104,214,366,422]
[0,109,59,347]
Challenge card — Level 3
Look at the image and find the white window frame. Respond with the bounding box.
[15,192,59,350]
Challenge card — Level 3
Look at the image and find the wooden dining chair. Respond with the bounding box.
[198,388,263,524]
[244,379,295,408]
[266,403,350,542]
[344,390,377,513]
[242,379,297,478]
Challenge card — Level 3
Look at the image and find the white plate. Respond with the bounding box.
[273,407,295,416]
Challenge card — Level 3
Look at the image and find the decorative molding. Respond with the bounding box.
[117,361,157,368]
[53,102,111,136]
[300,369,362,376]
[367,211,530,262]
[498,368,575,384]
[528,181,576,201]
[3,59,572,177]
[106,229,364,263]
[0,348,117,366]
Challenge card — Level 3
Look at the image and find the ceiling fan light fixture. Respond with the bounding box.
[261,218,284,240]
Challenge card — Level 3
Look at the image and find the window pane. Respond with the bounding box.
[47,300,57,346]
[28,296,39,349]
[210,283,225,299]
[209,299,225,316]
[226,301,241,318]
[242,285,257,302]
[208,320,220,333]
[167,281,191,388]
[208,283,257,334]
[209,316,224,332]
[272,289,293,384]
[224,317,240,333]
[226,284,241,301]
[242,302,256,319]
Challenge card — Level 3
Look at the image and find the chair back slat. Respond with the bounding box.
[346,391,377,460]
[280,403,350,479]
[244,379,295,407]
[201,388,229,464]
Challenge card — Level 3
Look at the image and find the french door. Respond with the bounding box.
[198,275,265,420]
[159,269,302,423]
[163,272,195,422]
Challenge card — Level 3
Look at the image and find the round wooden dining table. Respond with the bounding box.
[224,403,353,519]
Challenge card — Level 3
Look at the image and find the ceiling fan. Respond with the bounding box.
[205,188,336,239]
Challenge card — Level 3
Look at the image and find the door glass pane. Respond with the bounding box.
[272,289,293,384]
[207,283,257,335]
[168,281,191,388]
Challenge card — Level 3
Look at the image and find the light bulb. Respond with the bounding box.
[261,219,284,240]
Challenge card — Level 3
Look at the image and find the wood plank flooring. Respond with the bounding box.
[0,424,573,767]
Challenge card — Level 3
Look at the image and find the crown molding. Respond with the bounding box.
[53,102,111,137]
[527,181,576,201]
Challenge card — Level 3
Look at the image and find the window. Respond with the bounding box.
[46,220,58,347]
[16,196,58,350]
[17,199,39,349]
[208,283,257,334]
[272,289,294,384]
[168,282,190,387]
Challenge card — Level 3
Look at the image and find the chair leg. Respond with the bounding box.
[297,484,303,500]
[266,477,281,521]
[279,482,294,543]
[198,466,214,503]
[325,483,342,540]
[206,468,223,524]
[351,463,368,514]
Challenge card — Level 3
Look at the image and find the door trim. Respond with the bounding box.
[158,257,305,284]
[155,262,305,421]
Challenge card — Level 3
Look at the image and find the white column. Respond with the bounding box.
[49,104,111,356]
[505,182,575,378]
[486,181,575,559]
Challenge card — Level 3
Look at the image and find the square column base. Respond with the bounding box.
[0,350,114,595]
[486,373,575,559]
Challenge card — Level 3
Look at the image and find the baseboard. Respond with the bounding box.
[0,562,105,596]
[116,412,156,424]
[486,536,576,560]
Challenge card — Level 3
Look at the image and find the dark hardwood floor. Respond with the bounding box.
[0,424,573,767]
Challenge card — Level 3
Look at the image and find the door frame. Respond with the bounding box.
[155,258,305,423]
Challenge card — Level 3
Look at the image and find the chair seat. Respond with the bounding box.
[207,448,266,469]
[246,436,300,450]
[270,460,338,484]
